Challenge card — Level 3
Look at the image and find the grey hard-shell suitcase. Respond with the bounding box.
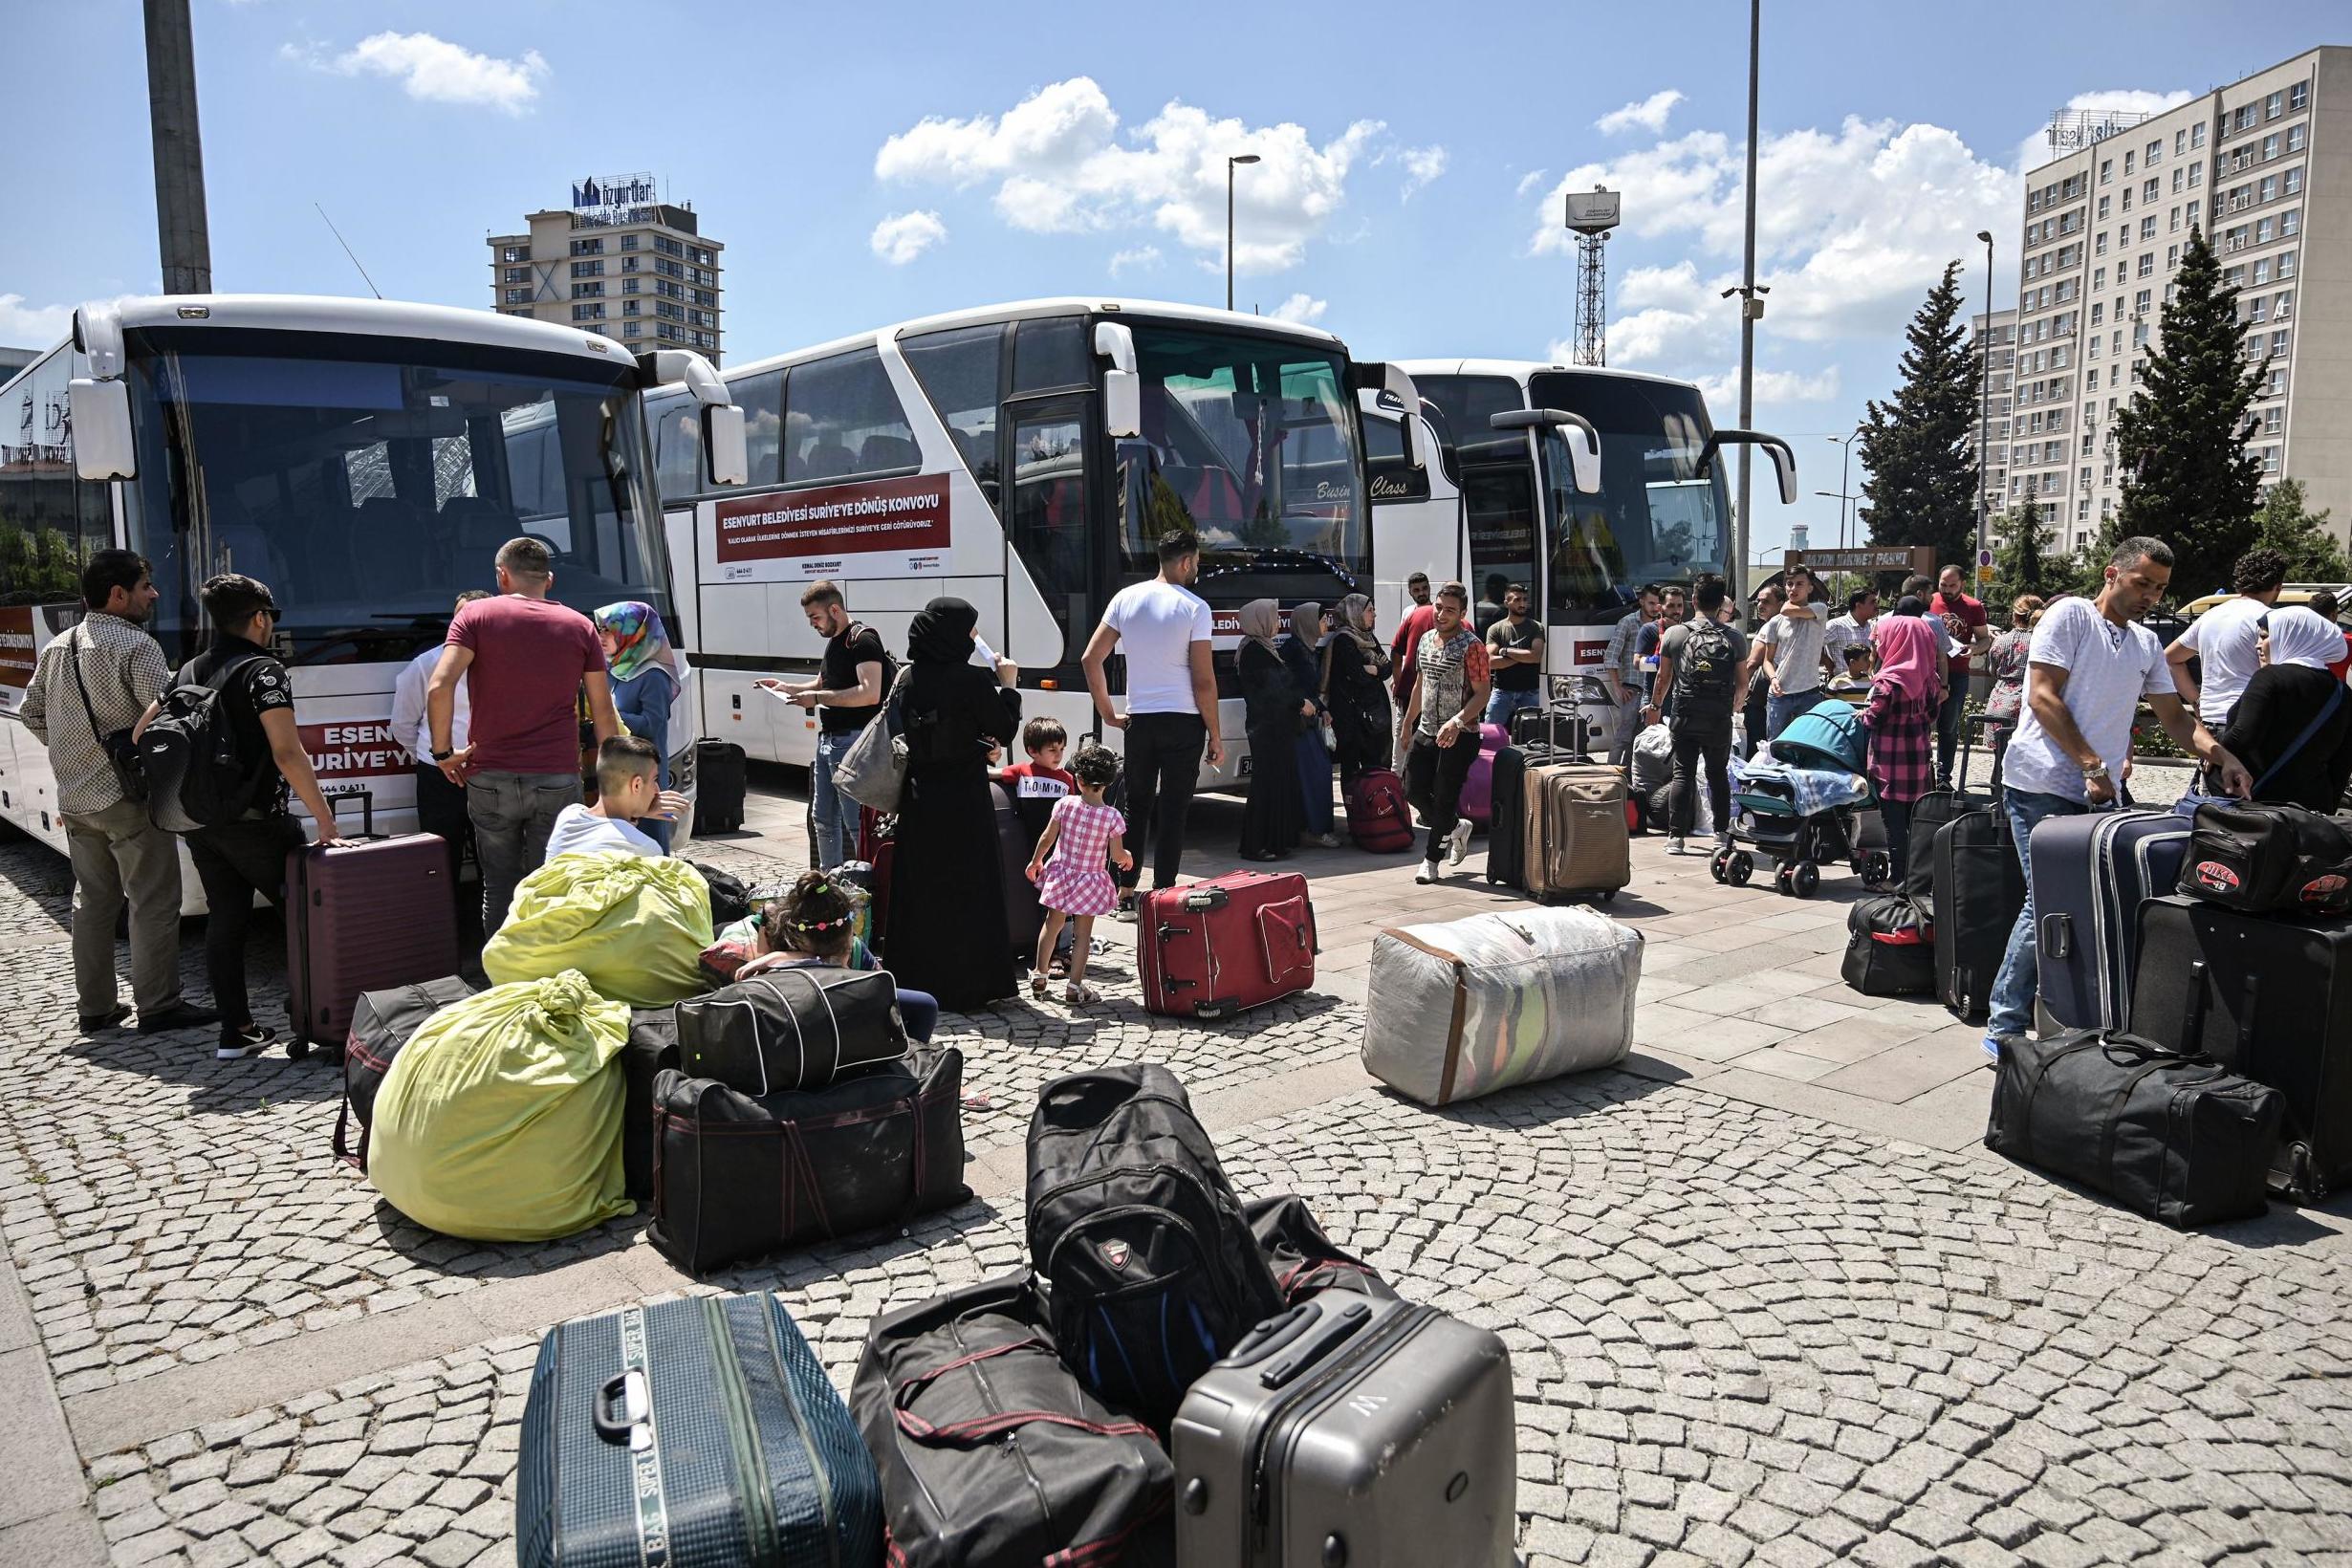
[1169,1293,1515,1568]
[515,1292,882,1568]
[2029,809,2191,1034]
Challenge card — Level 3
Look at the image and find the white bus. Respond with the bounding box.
[644,298,1426,783]
[1390,359,1797,743]
[0,294,745,880]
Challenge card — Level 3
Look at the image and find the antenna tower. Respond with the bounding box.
[1563,186,1622,368]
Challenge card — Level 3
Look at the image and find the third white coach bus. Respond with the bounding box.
[645,298,1432,783]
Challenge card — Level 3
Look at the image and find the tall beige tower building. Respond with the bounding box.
[490,174,724,364]
[1966,306,2018,533]
[2006,47,2351,571]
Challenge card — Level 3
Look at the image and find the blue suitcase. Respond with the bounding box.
[2030,809,2192,1034]
[516,1292,882,1568]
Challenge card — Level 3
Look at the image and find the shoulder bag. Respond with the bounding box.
[833,667,912,813]
[69,624,150,804]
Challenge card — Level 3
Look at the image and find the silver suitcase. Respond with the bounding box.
[1169,1293,1515,1568]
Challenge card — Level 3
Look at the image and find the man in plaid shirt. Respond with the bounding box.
[1600,584,1661,768]
[18,551,211,1034]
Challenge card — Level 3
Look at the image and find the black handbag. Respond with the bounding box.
[2178,800,2352,917]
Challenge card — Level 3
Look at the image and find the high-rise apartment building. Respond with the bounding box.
[490,174,724,364]
[1966,307,2018,532]
[2006,48,2349,569]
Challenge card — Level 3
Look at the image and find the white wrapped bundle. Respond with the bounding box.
[1361,907,1643,1105]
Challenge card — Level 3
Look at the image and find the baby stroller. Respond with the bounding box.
[1713,697,1892,898]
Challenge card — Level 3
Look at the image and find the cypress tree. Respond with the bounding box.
[1858,261,1981,570]
[2109,225,2267,598]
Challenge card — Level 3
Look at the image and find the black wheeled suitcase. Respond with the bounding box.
[1932,805,2026,1025]
[1985,1029,2281,1228]
[2129,895,2352,1200]
[694,740,748,834]
[1902,787,1976,908]
[515,1292,882,1568]
[1169,1293,1516,1568]
[991,781,1048,964]
[1485,745,1529,887]
[2029,810,2192,1034]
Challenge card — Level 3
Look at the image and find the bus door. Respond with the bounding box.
[1460,460,1540,640]
[1002,392,1097,690]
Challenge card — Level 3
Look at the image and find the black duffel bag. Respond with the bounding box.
[648,1046,968,1274]
[334,975,479,1167]
[1243,1194,1398,1306]
[682,859,753,926]
[850,1272,1174,1568]
[1841,892,1937,997]
[2178,801,2352,918]
[674,965,907,1096]
[1986,1030,2282,1229]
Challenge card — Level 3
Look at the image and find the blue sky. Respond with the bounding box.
[7,0,2346,557]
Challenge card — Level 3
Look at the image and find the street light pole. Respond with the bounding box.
[1827,428,1862,552]
[1974,229,1995,563]
[1226,154,1260,313]
[144,0,212,294]
[1732,0,1761,604]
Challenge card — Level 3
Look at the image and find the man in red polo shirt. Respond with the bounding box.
[1931,563,1992,790]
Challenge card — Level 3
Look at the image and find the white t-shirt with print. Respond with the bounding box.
[2175,594,2268,726]
[2000,597,2177,803]
[542,804,663,863]
[1102,578,1214,715]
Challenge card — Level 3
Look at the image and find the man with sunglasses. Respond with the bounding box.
[134,574,344,1058]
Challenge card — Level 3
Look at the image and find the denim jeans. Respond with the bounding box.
[1935,679,1970,785]
[468,771,582,934]
[811,729,862,871]
[1984,787,2090,1042]
[1765,689,1820,741]
[1485,686,1542,728]
[1607,693,1644,769]
[897,987,938,1043]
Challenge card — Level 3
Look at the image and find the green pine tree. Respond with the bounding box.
[2252,476,2349,582]
[1857,261,1981,570]
[1985,503,2058,607]
[2110,225,2268,599]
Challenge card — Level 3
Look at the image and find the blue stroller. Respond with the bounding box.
[1713,698,1892,898]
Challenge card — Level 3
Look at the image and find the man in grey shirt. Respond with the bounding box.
[1601,584,1661,768]
[1753,564,1833,740]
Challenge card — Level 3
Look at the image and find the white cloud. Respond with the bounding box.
[1108,245,1163,276]
[1383,144,1448,201]
[1692,366,1842,406]
[876,77,1391,274]
[0,294,74,347]
[2016,88,2194,174]
[1514,167,1552,199]
[869,210,947,266]
[1596,89,1685,136]
[286,31,548,115]
[1269,294,1328,325]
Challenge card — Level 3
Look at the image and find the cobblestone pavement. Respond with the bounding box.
[5,814,2351,1566]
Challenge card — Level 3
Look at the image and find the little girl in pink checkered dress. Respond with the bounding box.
[1026,744,1134,1006]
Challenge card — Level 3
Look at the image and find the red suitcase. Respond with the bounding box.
[285,794,463,1059]
[1138,870,1317,1019]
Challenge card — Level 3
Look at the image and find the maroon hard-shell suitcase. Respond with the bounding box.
[285,793,462,1058]
[1138,870,1317,1020]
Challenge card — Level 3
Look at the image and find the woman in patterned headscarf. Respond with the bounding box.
[1320,593,1393,782]
[593,602,683,850]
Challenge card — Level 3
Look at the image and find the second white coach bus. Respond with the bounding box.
[646,298,1430,783]
[0,295,745,879]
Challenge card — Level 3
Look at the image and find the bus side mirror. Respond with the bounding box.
[1697,429,1799,505]
[70,379,136,481]
[705,403,749,489]
[1491,407,1601,494]
[1104,368,1142,440]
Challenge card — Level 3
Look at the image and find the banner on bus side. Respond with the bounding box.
[0,607,37,701]
[712,473,952,582]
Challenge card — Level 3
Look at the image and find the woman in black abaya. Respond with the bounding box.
[1235,599,1307,861]
[882,598,1021,1012]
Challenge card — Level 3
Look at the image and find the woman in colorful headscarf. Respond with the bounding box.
[593,602,684,850]
[2214,605,2352,813]
[1320,593,1394,782]
[1235,599,1307,861]
[1862,612,1940,892]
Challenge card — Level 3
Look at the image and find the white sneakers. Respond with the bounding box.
[1416,861,1441,884]
[1447,819,1473,868]
[1666,837,1688,856]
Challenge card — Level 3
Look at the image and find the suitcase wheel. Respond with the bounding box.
[1192,1001,1234,1021]
[286,1031,311,1060]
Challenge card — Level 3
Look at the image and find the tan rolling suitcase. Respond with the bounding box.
[1522,762,1630,903]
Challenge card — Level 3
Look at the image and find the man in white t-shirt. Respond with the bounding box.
[2165,546,2285,728]
[542,736,686,863]
[1982,536,2251,1060]
[390,591,490,909]
[1083,530,1225,913]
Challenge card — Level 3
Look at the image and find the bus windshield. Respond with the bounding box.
[1529,371,1730,621]
[120,330,671,664]
[1130,326,1365,577]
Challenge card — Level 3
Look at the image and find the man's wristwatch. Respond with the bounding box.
[2082,762,2109,781]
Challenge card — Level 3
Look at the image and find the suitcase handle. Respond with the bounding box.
[1216,1296,1376,1389]
[323,788,379,840]
[594,1370,650,1447]
[2039,912,2071,961]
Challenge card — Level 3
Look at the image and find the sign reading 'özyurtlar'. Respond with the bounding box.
[712,474,953,582]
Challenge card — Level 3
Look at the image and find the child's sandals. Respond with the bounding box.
[1029,970,1052,1000]
[1063,980,1101,1007]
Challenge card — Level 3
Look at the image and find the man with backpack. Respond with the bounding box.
[19,550,212,1035]
[758,579,893,871]
[133,574,344,1058]
[1644,577,1746,857]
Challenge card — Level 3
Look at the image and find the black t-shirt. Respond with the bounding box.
[178,635,294,812]
[1488,616,1544,692]
[2217,664,2352,813]
[818,623,889,735]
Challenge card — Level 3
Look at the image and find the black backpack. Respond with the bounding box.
[142,651,269,833]
[1025,1065,1284,1432]
[1672,619,1741,719]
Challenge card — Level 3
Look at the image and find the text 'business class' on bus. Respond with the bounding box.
[0,294,748,875]
[1388,359,1797,745]
[643,298,1428,784]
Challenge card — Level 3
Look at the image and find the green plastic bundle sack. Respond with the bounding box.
[483,851,712,1006]
[369,970,635,1242]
